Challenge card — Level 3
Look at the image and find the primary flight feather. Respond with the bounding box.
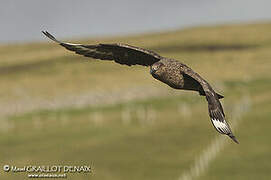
[42,31,239,144]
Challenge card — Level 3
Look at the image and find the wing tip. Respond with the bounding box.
[228,134,239,144]
[42,31,61,43]
[216,93,224,99]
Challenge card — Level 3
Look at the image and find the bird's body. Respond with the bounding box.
[151,59,185,89]
[42,31,238,144]
[150,59,223,98]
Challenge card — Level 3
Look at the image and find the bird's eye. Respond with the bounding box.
[151,63,163,74]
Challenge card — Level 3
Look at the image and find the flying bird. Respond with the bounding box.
[42,31,239,144]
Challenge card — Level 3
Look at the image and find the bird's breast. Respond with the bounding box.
[152,69,184,89]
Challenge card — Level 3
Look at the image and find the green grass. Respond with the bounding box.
[1,22,271,179]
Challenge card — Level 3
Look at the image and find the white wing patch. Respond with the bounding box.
[64,42,81,46]
[211,118,231,134]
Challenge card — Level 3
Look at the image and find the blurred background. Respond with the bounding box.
[0,0,270,179]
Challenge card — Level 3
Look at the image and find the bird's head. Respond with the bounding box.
[150,62,165,76]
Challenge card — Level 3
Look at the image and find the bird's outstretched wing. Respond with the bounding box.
[182,65,239,144]
[42,31,162,66]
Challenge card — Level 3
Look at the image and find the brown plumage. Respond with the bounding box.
[42,31,239,144]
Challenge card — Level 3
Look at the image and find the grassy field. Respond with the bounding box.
[0,22,271,180]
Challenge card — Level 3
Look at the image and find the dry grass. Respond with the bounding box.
[0,22,271,180]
